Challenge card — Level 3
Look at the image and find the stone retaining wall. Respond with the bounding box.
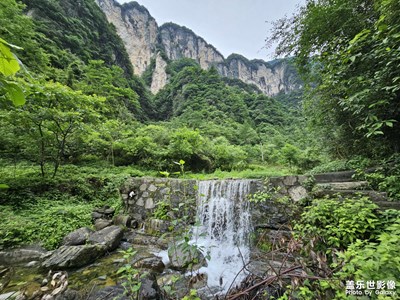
[120,177,199,225]
[120,177,307,231]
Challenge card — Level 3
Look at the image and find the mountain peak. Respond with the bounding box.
[97,0,300,95]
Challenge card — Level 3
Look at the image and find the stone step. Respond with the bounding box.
[315,181,369,191]
[313,171,356,183]
[313,189,387,202]
[373,200,400,210]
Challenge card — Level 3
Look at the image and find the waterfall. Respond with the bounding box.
[191,179,252,294]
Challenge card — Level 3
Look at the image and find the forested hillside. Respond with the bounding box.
[0,0,313,176]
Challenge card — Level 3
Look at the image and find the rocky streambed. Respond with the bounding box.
[0,206,213,300]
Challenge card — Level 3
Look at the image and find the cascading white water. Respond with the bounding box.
[191,179,252,294]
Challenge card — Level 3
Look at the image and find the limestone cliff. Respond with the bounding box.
[158,23,225,70]
[218,54,301,95]
[96,0,300,95]
[150,52,168,94]
[95,0,158,75]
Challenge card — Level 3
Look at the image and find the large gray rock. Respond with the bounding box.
[114,215,134,228]
[139,274,161,300]
[87,286,128,300]
[54,289,80,300]
[94,219,113,231]
[62,227,93,246]
[315,181,368,191]
[134,256,165,273]
[168,243,206,271]
[42,245,105,269]
[88,225,123,251]
[288,186,308,202]
[0,246,49,266]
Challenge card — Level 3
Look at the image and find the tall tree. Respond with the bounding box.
[269,0,400,157]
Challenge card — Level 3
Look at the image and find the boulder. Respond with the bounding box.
[88,225,123,251]
[0,246,49,266]
[87,286,128,300]
[139,273,161,300]
[54,289,80,300]
[134,256,165,273]
[288,186,308,202]
[114,215,134,228]
[42,245,105,269]
[62,227,93,246]
[168,243,206,271]
[94,219,113,231]
[92,206,115,220]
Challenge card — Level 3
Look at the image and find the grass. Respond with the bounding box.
[182,164,292,179]
[0,159,293,250]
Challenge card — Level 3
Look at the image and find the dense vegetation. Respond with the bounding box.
[0,0,313,251]
[264,0,400,298]
[269,0,400,159]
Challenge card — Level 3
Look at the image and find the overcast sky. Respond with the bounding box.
[116,0,304,60]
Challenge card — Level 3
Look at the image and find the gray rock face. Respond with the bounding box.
[87,286,128,300]
[159,23,225,70]
[88,225,123,251]
[54,289,80,300]
[95,0,300,96]
[43,225,123,269]
[0,292,21,300]
[94,219,113,231]
[139,274,161,300]
[114,215,133,228]
[95,0,158,76]
[168,243,206,271]
[0,246,49,265]
[218,55,301,96]
[87,277,161,300]
[42,245,105,269]
[134,256,165,273]
[62,227,93,246]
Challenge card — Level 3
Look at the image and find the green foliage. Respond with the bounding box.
[73,60,141,119]
[0,0,49,72]
[354,155,400,200]
[117,248,142,299]
[280,143,300,168]
[286,197,400,299]
[0,200,93,249]
[270,0,400,158]
[335,220,400,297]
[295,197,381,252]
[181,289,201,300]
[22,0,133,76]
[4,80,106,177]
[0,38,25,107]
[153,201,171,220]
[0,162,147,249]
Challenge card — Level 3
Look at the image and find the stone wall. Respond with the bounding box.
[120,177,198,227]
[250,175,308,230]
[267,175,309,202]
[120,177,307,232]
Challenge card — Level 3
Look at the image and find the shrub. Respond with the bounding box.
[294,197,381,253]
[335,220,400,297]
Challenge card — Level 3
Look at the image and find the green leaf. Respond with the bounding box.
[0,42,20,76]
[0,183,10,189]
[0,38,23,50]
[4,81,25,106]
